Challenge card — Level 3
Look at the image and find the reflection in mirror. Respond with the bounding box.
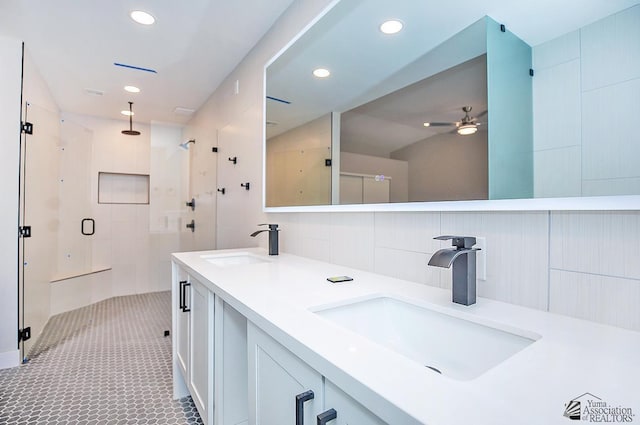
[265,113,332,207]
[265,0,640,208]
[340,55,488,203]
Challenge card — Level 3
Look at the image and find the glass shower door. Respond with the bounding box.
[18,105,95,361]
[18,102,62,360]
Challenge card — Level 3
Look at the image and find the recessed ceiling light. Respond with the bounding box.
[124,85,140,93]
[380,20,404,35]
[423,122,431,127]
[130,10,155,25]
[121,110,135,116]
[313,68,331,78]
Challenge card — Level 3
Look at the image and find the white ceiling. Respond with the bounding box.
[0,0,296,125]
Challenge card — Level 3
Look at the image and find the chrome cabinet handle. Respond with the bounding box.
[295,390,314,425]
[317,408,337,425]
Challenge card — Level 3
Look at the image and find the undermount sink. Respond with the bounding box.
[312,296,539,380]
[201,252,269,267]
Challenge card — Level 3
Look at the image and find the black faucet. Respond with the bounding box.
[428,236,481,306]
[250,224,279,255]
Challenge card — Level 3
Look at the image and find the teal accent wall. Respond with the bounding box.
[486,17,533,199]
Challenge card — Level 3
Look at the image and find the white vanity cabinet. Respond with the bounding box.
[189,277,214,424]
[172,264,214,425]
[248,323,386,425]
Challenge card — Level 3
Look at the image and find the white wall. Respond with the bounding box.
[340,152,408,203]
[188,0,640,332]
[390,131,487,202]
[0,37,23,367]
[533,5,640,197]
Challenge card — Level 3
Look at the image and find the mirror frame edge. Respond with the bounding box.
[263,195,640,213]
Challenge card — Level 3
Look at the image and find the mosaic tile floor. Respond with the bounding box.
[0,292,203,425]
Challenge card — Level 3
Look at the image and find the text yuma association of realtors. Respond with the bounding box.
[581,399,634,423]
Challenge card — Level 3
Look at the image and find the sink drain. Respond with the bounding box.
[425,365,442,374]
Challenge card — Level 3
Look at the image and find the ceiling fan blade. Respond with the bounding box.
[476,110,488,119]
[425,122,457,127]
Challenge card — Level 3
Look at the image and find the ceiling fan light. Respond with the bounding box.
[457,124,477,135]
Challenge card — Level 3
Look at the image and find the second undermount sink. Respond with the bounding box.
[201,252,269,267]
[312,296,539,380]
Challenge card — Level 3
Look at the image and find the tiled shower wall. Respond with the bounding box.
[269,210,640,332]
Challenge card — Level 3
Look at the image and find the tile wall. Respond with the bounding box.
[271,210,640,331]
[533,5,640,197]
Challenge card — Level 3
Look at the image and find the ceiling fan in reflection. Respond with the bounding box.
[423,106,487,136]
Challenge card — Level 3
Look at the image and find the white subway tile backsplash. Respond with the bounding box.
[329,213,375,270]
[271,213,302,255]
[550,211,640,280]
[283,207,640,331]
[374,247,441,288]
[276,212,333,261]
[549,270,640,331]
[302,237,331,263]
[298,212,332,239]
[374,212,440,253]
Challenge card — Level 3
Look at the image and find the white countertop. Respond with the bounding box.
[172,248,640,425]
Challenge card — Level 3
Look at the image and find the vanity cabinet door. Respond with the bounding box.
[324,380,387,425]
[175,266,190,381]
[190,277,214,425]
[248,323,323,425]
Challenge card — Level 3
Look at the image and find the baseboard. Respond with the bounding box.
[0,349,20,370]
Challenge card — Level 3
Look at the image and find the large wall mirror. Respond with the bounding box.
[264,0,640,210]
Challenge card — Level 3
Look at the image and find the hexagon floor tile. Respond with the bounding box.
[0,292,203,424]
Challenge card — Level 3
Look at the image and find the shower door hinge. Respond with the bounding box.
[19,226,31,238]
[21,121,33,134]
[18,327,31,342]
